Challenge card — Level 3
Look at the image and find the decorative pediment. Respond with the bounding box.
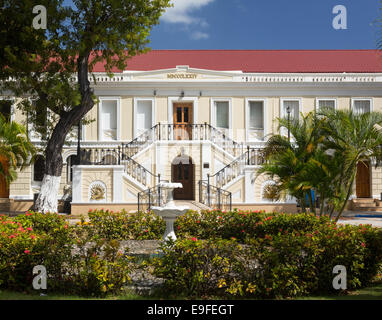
[128,66,239,81]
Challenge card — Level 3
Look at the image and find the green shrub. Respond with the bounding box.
[152,237,242,297]
[0,211,133,297]
[152,216,382,299]
[0,212,72,292]
[86,209,165,240]
[63,227,133,297]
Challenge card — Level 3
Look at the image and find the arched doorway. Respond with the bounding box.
[171,155,194,200]
[0,155,9,198]
[356,160,371,198]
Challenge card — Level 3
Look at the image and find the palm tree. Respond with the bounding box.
[258,112,323,213]
[0,114,35,187]
[318,108,382,221]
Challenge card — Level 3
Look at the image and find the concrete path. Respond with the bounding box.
[337,217,382,228]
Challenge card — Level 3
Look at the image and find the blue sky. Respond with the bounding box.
[149,0,382,49]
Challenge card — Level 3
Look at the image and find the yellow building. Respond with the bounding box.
[3,50,382,214]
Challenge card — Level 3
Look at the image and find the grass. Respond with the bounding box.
[298,282,382,300]
[1,282,382,300]
[0,289,149,300]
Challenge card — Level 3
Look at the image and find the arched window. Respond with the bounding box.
[67,155,77,183]
[33,155,45,182]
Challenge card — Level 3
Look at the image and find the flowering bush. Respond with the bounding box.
[0,212,72,292]
[0,211,133,296]
[152,215,382,299]
[174,209,333,242]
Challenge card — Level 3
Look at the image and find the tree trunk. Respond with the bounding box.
[35,53,93,213]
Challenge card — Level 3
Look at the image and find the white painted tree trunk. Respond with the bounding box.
[35,174,61,213]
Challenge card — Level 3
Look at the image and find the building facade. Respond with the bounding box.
[3,50,382,214]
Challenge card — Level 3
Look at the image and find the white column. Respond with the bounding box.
[244,167,256,203]
[113,165,124,203]
[72,165,82,203]
[201,141,212,181]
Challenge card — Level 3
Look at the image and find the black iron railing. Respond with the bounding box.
[79,147,160,188]
[198,180,232,211]
[210,147,266,188]
[137,184,169,212]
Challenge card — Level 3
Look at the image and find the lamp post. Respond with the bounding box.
[76,120,82,165]
[286,106,291,142]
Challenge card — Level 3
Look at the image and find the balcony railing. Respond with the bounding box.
[121,123,245,159]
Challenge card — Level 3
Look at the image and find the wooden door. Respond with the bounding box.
[172,161,194,200]
[356,161,371,198]
[173,103,193,140]
[0,155,9,198]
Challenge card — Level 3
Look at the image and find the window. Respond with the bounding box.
[215,101,229,129]
[281,99,300,138]
[0,99,12,122]
[33,155,45,182]
[317,99,336,111]
[353,99,371,114]
[247,100,265,141]
[135,99,153,137]
[282,100,300,120]
[28,99,48,141]
[66,155,77,183]
[99,98,120,141]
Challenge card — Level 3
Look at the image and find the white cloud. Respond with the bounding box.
[190,31,209,40]
[162,0,215,25]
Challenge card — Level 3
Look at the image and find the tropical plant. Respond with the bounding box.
[0,114,35,186]
[1,0,172,213]
[318,107,382,221]
[259,107,382,221]
[258,112,323,213]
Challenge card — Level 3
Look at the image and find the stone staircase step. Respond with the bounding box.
[353,206,382,212]
[173,200,211,212]
[355,203,377,208]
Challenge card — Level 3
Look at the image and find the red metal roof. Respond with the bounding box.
[92,50,382,73]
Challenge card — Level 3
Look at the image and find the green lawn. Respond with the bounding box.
[1,283,382,300]
[297,283,382,300]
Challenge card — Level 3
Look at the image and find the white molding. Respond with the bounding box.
[72,165,82,203]
[133,97,155,139]
[245,98,267,143]
[167,96,198,124]
[113,166,124,203]
[9,195,34,200]
[98,96,121,141]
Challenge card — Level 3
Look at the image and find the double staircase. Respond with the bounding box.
[80,123,264,211]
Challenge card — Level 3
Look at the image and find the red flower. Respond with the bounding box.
[361,242,366,248]
[26,227,33,231]
[24,249,30,254]
[191,237,197,241]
